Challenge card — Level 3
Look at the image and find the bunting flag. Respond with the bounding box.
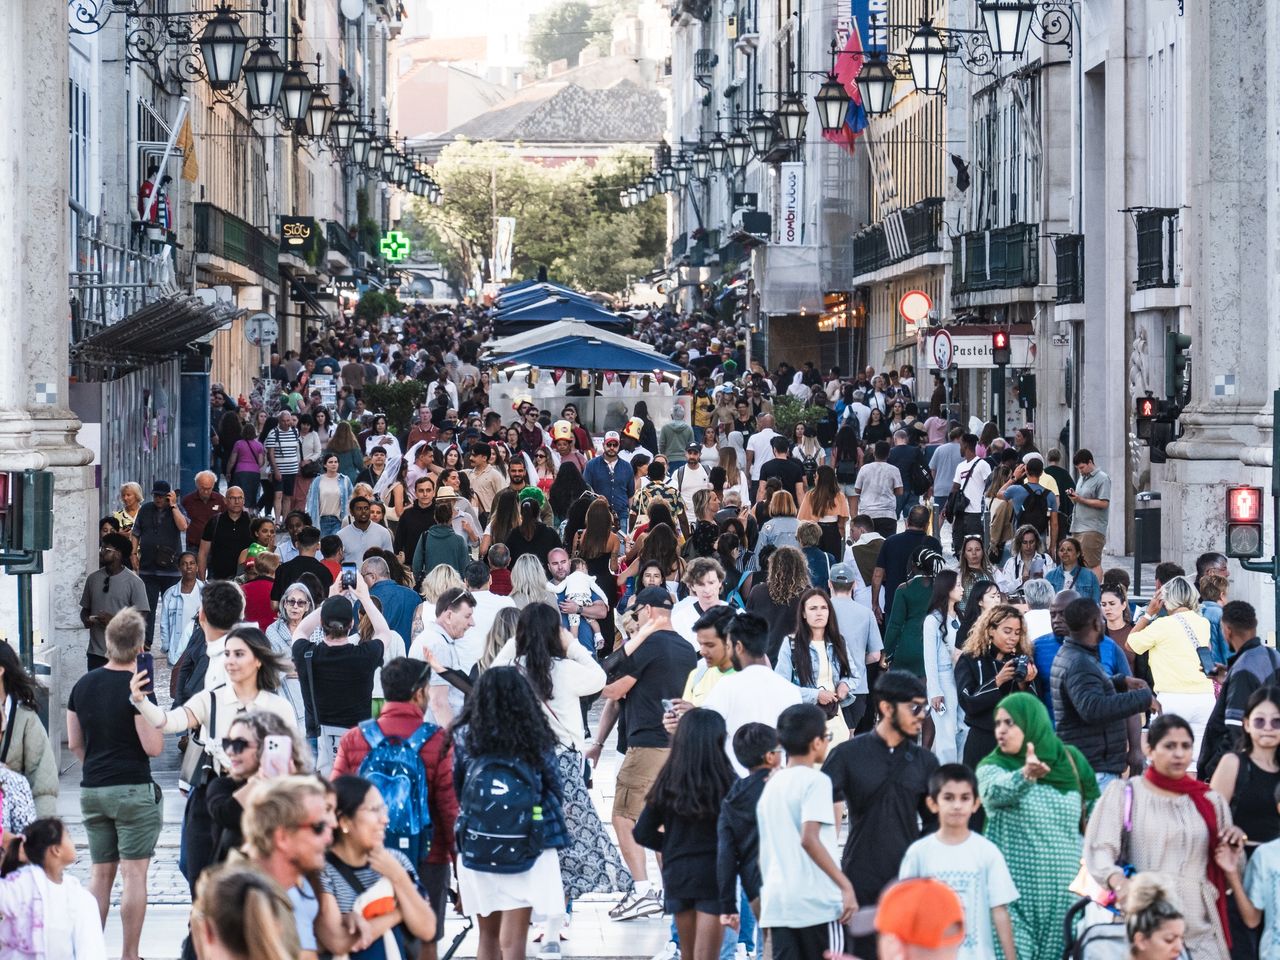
[177,113,198,182]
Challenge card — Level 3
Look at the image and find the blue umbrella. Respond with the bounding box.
[493,335,682,373]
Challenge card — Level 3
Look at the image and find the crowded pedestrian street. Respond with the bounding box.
[2,0,1279,959]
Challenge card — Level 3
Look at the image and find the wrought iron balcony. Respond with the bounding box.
[1134,208,1178,289]
[952,223,1040,293]
[694,48,719,78]
[69,208,178,343]
[849,197,944,278]
[193,202,279,282]
[1055,234,1083,304]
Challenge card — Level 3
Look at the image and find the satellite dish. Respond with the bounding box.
[340,0,364,21]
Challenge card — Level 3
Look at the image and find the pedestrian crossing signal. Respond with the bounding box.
[991,330,1011,366]
[1135,394,1156,440]
[1226,485,1264,559]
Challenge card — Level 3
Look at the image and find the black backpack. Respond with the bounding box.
[909,457,933,496]
[1020,485,1051,535]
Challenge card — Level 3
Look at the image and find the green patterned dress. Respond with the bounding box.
[978,764,1087,960]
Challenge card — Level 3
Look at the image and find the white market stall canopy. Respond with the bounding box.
[483,319,661,358]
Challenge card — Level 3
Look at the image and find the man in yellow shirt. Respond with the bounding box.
[676,605,737,707]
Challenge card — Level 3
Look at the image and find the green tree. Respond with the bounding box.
[527,1,592,69]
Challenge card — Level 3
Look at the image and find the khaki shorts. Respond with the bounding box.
[611,746,669,822]
[81,782,164,863]
[1075,531,1106,569]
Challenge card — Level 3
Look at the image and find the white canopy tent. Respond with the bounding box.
[483,319,659,357]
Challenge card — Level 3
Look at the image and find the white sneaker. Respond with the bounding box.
[611,888,665,921]
[649,941,678,960]
[537,942,562,960]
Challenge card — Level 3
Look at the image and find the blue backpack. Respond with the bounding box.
[456,754,543,874]
[357,720,437,863]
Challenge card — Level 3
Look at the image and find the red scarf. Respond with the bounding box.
[1143,767,1230,947]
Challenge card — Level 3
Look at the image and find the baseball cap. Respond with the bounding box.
[604,431,621,444]
[151,480,172,496]
[873,878,965,949]
[633,586,674,610]
[320,596,354,633]
[829,563,856,586]
[1022,452,1044,465]
[685,441,701,453]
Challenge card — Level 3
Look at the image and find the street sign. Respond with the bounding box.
[380,230,410,262]
[898,290,933,324]
[245,312,277,346]
[931,329,954,370]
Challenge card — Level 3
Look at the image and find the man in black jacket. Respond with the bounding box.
[1199,601,1280,779]
[1052,597,1153,789]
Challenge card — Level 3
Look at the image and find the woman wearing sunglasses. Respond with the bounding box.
[131,624,298,892]
[268,581,316,732]
[1210,685,1280,957]
[206,711,310,866]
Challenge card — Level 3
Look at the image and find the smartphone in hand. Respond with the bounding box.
[260,735,292,778]
[136,652,155,694]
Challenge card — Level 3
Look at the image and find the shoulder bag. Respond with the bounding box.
[179,685,220,790]
[1172,613,1219,677]
[942,463,976,524]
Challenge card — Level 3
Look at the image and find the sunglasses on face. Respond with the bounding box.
[221,737,253,755]
[283,598,309,607]
[1250,716,1280,731]
[295,821,331,836]
[899,701,930,716]
[535,453,547,460]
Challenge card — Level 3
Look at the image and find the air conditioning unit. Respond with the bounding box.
[356,252,374,270]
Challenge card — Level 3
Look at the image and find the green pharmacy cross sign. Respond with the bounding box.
[380,230,410,262]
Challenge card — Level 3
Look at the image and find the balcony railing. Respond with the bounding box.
[849,197,944,278]
[326,221,359,264]
[193,202,279,282]
[694,49,719,78]
[69,207,178,342]
[1135,208,1178,289]
[1055,234,1084,304]
[952,223,1040,293]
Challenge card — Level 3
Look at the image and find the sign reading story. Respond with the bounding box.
[280,216,316,255]
[778,162,804,245]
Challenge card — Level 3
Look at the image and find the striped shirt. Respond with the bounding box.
[320,850,417,914]
[266,426,302,474]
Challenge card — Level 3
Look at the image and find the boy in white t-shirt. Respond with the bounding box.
[756,703,857,960]
[898,764,1019,960]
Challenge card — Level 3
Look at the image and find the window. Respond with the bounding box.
[1146,23,1182,208]
[968,76,1041,229]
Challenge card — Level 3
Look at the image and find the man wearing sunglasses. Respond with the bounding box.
[820,669,939,957]
[583,431,635,534]
[80,534,149,672]
[1200,600,1275,779]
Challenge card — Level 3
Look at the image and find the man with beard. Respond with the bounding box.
[821,670,938,959]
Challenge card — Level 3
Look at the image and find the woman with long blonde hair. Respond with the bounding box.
[956,604,1037,768]
[717,447,750,504]
[409,564,466,644]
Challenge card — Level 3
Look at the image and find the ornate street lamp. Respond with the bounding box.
[691,146,712,180]
[243,39,286,110]
[777,92,809,142]
[305,86,334,138]
[330,104,359,149]
[747,112,775,155]
[979,0,1037,57]
[279,61,315,123]
[351,126,371,166]
[365,135,384,171]
[814,75,850,133]
[907,20,948,95]
[726,130,751,168]
[707,133,728,172]
[197,4,249,89]
[380,143,397,176]
[660,165,676,192]
[620,189,631,208]
[855,55,896,116]
[673,154,692,186]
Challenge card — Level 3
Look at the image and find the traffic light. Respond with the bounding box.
[992,330,1011,366]
[1135,394,1157,441]
[1166,331,1192,402]
[1226,485,1265,559]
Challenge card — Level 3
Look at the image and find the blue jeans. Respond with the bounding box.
[1096,771,1119,791]
[319,515,341,537]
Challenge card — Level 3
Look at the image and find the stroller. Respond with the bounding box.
[1062,896,1127,960]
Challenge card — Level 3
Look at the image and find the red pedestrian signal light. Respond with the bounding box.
[992,331,1011,366]
[1135,394,1157,440]
[1226,485,1265,559]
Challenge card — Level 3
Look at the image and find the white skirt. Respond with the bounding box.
[457,847,566,919]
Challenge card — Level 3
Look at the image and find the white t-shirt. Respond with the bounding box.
[670,598,727,647]
[416,624,484,725]
[898,832,1019,960]
[703,663,803,775]
[852,461,902,518]
[954,457,993,515]
[461,590,516,651]
[757,765,844,929]
[672,463,712,518]
[745,428,780,481]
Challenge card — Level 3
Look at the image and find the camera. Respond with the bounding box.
[1011,655,1030,682]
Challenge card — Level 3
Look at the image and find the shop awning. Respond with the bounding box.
[71,293,243,376]
[491,335,682,373]
[290,277,329,317]
[494,295,626,326]
[484,320,658,357]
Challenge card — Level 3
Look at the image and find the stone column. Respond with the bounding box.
[0,1,95,706]
[1166,0,1276,630]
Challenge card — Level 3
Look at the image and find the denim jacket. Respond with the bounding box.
[774,635,858,706]
[157,579,203,658]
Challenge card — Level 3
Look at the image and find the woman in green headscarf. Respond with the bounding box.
[977,692,1101,960]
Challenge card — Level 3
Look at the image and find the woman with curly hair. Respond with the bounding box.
[956,604,1037,768]
[745,545,811,661]
[634,708,735,960]
[492,605,628,906]
[452,667,570,960]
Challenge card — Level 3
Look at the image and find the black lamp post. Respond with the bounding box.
[747,112,774,155]
[855,55,896,116]
[979,0,1037,57]
[673,154,692,186]
[907,20,948,95]
[351,126,371,166]
[814,75,849,133]
[708,134,728,171]
[726,130,751,168]
[279,61,314,123]
[197,4,249,89]
[691,146,711,180]
[330,104,358,149]
[777,92,809,142]
[243,39,286,110]
[305,86,334,138]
